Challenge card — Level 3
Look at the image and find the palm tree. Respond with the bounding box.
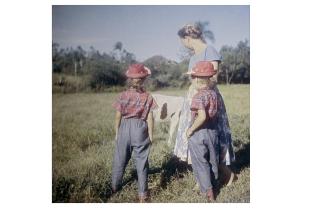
[195,21,215,43]
[111,41,123,60]
[114,41,123,51]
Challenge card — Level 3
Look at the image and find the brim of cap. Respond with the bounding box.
[126,73,149,78]
[190,72,216,77]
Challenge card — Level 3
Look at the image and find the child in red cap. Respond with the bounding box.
[111,63,157,202]
[186,61,219,202]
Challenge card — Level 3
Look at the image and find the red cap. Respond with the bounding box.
[188,61,217,77]
[125,64,151,79]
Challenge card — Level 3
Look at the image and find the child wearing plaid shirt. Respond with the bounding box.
[111,63,158,202]
[186,61,219,202]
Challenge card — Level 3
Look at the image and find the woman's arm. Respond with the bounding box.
[186,109,207,138]
[210,61,220,86]
[147,112,154,142]
[114,111,122,141]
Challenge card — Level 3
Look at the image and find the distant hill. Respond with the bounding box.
[143,55,178,68]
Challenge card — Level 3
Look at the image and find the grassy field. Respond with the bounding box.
[52,84,250,203]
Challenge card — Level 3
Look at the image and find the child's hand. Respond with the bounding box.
[115,134,118,141]
[186,128,193,139]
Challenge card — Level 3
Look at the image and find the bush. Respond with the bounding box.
[89,62,125,90]
[52,73,91,93]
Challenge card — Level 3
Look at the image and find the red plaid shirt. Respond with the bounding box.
[190,87,218,122]
[112,88,158,120]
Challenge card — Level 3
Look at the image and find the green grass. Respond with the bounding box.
[52,84,250,203]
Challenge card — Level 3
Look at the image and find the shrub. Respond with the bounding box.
[89,62,125,90]
[52,73,91,93]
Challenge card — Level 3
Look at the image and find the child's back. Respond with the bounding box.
[111,64,157,203]
[113,88,156,121]
[190,87,218,128]
[185,61,220,202]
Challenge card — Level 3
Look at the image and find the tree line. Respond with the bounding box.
[52,40,249,93]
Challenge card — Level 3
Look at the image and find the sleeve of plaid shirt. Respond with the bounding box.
[148,94,158,112]
[112,93,123,112]
[191,93,206,111]
[191,92,217,118]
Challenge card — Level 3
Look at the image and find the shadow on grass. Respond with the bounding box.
[109,157,192,197]
[214,142,250,198]
[100,169,139,202]
[53,177,112,203]
[154,142,250,192]
[54,143,250,203]
[102,156,193,202]
[231,142,250,174]
[158,156,193,189]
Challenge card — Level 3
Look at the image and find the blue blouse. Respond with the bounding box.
[188,45,222,72]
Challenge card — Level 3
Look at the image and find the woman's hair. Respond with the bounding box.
[177,24,205,42]
[126,78,145,91]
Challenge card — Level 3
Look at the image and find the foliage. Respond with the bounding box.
[219,39,250,84]
[52,39,250,93]
[195,20,215,43]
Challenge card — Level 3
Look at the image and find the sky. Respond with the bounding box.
[52,5,249,62]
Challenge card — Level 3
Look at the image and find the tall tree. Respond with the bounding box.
[52,42,61,73]
[220,46,236,84]
[235,39,250,83]
[111,41,136,65]
[195,21,215,43]
[114,41,123,51]
[219,40,250,84]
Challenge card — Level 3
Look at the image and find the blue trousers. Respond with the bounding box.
[188,127,219,193]
[111,118,151,196]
